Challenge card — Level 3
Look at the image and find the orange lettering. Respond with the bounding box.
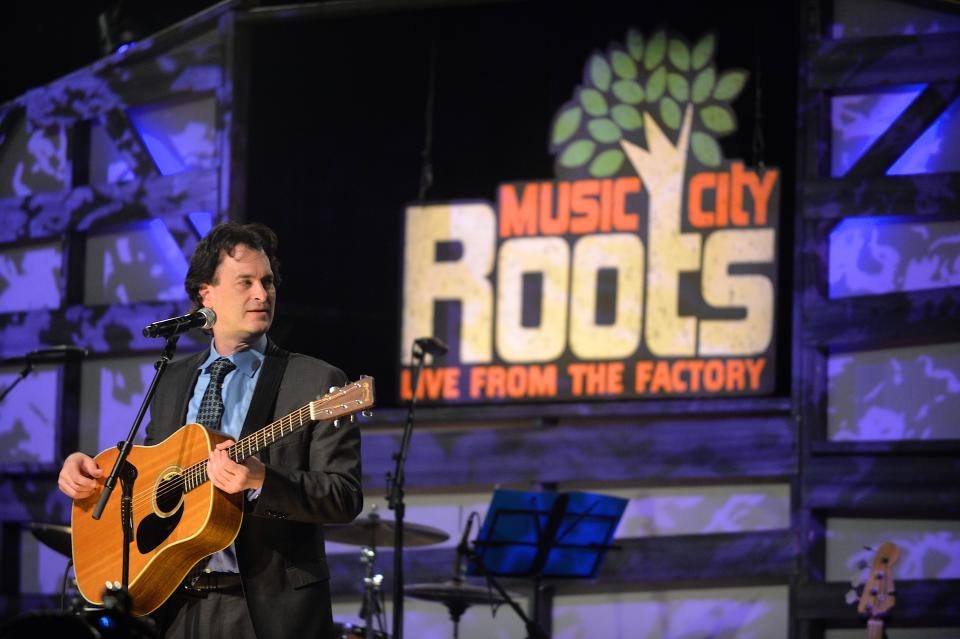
[613,177,641,231]
[725,359,745,391]
[539,181,570,235]
[499,183,538,237]
[703,359,724,392]
[635,361,654,394]
[599,179,614,232]
[570,180,600,234]
[745,358,766,389]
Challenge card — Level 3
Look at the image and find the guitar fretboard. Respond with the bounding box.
[175,379,372,493]
[181,403,314,492]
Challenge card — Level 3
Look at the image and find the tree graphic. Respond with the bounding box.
[550,29,752,357]
[549,28,748,178]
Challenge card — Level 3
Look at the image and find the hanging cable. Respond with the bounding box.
[418,45,439,202]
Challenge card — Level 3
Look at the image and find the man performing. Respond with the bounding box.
[58,222,363,639]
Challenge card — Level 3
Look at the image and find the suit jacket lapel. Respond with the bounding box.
[171,350,207,429]
[238,338,289,441]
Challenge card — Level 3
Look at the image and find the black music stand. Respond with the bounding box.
[468,489,627,637]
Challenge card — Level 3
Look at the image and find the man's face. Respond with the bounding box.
[198,243,276,349]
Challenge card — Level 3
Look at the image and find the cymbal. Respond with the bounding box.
[405,580,508,607]
[325,514,449,547]
[28,522,72,558]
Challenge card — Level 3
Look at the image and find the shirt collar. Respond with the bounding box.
[199,335,267,378]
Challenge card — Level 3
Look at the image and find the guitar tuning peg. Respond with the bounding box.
[362,409,373,418]
[844,589,859,605]
[329,386,339,394]
[349,414,356,423]
[333,419,341,429]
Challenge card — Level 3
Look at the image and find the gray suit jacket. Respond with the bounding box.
[145,338,363,639]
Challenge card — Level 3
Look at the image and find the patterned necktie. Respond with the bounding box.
[196,357,236,429]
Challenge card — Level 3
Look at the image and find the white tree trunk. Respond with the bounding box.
[620,105,702,356]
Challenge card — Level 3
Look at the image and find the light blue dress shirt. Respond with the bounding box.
[187,335,266,573]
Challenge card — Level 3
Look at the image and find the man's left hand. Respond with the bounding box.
[207,439,265,493]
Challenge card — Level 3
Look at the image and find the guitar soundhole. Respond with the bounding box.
[155,471,185,516]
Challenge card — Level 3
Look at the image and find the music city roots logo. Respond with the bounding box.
[401,29,780,403]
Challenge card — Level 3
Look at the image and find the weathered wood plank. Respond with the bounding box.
[803,455,960,516]
[801,287,960,350]
[796,579,960,626]
[809,32,960,89]
[328,530,797,598]
[803,174,960,220]
[360,416,796,488]
[366,396,793,425]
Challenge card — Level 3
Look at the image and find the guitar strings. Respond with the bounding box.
[126,405,313,510]
[127,399,348,510]
[121,384,367,511]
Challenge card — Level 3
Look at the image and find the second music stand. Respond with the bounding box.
[468,488,627,637]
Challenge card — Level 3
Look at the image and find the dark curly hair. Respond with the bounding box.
[185,222,282,310]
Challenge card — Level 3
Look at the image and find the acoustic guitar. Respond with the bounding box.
[71,376,374,616]
[856,541,900,639]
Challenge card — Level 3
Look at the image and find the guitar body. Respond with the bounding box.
[69,375,375,617]
[71,423,243,616]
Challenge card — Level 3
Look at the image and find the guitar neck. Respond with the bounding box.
[232,404,315,461]
[180,377,373,493]
[181,405,313,492]
[867,619,884,639]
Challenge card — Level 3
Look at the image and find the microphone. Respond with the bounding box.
[453,515,474,582]
[143,307,216,338]
[414,336,448,357]
[25,345,89,362]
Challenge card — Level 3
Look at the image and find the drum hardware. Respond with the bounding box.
[330,507,449,638]
[359,544,386,638]
[404,579,512,639]
[28,522,73,558]
[325,510,449,548]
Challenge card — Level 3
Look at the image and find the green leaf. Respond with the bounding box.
[700,105,736,134]
[611,50,638,80]
[660,97,681,130]
[551,106,582,146]
[589,149,626,177]
[691,67,716,104]
[691,131,722,167]
[667,73,689,102]
[589,54,612,91]
[668,39,690,71]
[560,139,596,168]
[580,89,608,116]
[612,80,644,104]
[644,29,666,70]
[645,66,666,102]
[587,118,622,144]
[713,69,749,101]
[627,29,644,61]
[692,34,715,70]
[611,104,643,131]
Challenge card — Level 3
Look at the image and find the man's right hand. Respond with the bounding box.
[58,452,103,499]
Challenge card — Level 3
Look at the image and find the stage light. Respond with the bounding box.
[96,0,143,56]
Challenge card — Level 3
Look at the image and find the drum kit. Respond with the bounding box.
[325,509,510,639]
[25,517,510,639]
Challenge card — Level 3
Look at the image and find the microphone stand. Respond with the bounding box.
[91,335,179,604]
[465,544,548,639]
[385,342,428,639]
[0,358,33,403]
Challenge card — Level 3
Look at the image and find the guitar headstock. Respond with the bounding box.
[309,375,375,422]
[856,541,900,620]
